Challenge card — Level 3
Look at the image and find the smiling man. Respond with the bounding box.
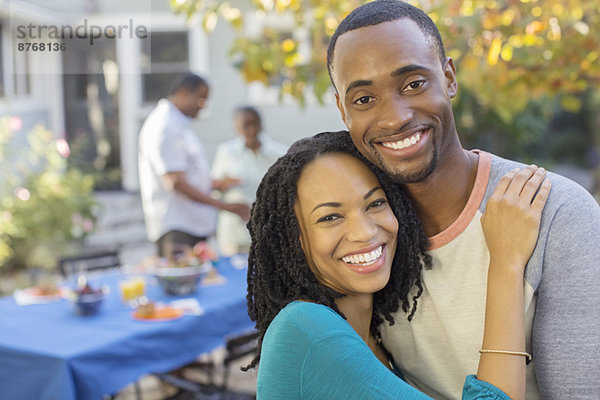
[327,1,600,399]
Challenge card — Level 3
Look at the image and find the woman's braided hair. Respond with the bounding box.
[244,130,431,370]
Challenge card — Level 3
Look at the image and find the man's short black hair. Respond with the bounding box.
[235,105,262,125]
[327,0,446,90]
[170,73,208,95]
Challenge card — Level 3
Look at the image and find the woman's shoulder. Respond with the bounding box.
[267,301,348,340]
[279,300,339,319]
[258,301,358,399]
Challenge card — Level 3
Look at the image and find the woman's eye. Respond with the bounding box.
[404,80,425,92]
[367,199,387,210]
[353,96,372,105]
[317,214,340,223]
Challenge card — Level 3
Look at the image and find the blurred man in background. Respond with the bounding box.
[212,105,286,255]
[138,73,249,259]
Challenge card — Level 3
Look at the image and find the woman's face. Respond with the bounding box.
[294,153,398,296]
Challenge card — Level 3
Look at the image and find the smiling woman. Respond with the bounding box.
[245,131,549,400]
[294,152,398,297]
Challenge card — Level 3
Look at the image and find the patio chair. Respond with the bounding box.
[155,329,259,399]
[220,329,259,391]
[58,249,121,277]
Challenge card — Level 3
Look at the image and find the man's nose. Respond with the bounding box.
[376,93,414,131]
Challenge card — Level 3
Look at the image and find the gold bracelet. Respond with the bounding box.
[479,349,532,363]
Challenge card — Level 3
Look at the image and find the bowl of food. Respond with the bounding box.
[146,242,217,296]
[153,263,211,296]
[67,284,105,316]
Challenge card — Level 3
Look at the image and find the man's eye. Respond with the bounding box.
[404,80,425,92]
[317,214,340,223]
[354,96,372,105]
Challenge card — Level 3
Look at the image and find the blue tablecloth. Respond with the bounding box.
[0,258,253,400]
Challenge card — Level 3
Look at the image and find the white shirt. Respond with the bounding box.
[211,136,287,254]
[138,99,217,242]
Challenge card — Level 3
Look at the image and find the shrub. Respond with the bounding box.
[0,117,100,272]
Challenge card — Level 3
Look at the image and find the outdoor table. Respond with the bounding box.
[0,257,253,400]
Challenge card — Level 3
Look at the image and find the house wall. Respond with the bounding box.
[0,3,65,138]
[2,0,346,192]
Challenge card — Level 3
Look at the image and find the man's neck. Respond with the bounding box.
[245,139,261,152]
[166,96,189,119]
[405,149,479,238]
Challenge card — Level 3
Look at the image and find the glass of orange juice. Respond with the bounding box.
[119,276,146,306]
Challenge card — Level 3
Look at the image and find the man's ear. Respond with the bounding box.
[335,92,348,126]
[444,57,458,99]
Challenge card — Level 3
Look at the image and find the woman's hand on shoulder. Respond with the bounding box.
[481,165,551,274]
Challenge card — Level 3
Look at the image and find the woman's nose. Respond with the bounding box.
[346,212,378,242]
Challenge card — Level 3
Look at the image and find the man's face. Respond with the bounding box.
[235,111,261,147]
[331,19,458,183]
[181,84,209,118]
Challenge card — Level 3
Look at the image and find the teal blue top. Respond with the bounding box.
[257,301,511,399]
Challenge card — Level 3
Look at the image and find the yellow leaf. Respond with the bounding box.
[460,0,474,17]
[571,6,583,20]
[448,48,462,60]
[508,35,523,48]
[487,37,502,65]
[580,60,590,71]
[281,38,296,52]
[500,44,513,61]
[203,12,218,33]
[552,3,563,16]
[325,17,338,31]
[523,34,537,46]
[502,9,516,25]
[560,96,582,112]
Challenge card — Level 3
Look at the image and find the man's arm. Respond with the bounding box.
[532,183,600,398]
[210,145,242,192]
[162,171,250,221]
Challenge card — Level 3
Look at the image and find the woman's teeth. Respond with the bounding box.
[381,132,421,150]
[342,245,383,265]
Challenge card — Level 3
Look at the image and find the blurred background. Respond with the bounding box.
[0,0,598,281]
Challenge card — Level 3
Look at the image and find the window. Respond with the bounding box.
[140,31,189,103]
[0,23,5,97]
[0,20,32,98]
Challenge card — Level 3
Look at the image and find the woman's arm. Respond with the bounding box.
[477,166,551,400]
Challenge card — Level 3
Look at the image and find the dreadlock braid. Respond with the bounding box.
[244,131,431,370]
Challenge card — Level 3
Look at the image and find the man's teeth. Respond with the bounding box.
[381,132,421,150]
[342,246,383,266]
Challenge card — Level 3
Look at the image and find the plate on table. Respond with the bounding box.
[24,287,63,299]
[131,304,184,322]
[13,286,65,305]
